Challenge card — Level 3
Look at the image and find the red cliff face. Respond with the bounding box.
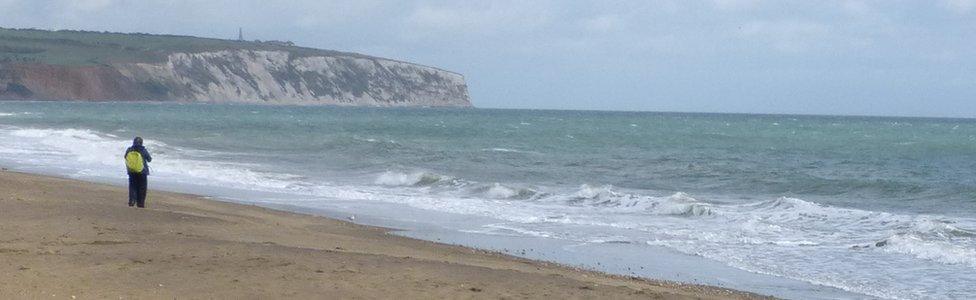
[0,64,152,101]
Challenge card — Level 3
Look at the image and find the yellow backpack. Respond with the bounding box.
[125,150,144,174]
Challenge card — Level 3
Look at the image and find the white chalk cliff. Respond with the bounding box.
[115,50,471,106]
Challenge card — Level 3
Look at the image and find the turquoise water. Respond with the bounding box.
[1,101,974,299]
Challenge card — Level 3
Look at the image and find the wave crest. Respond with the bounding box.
[374,171,447,186]
[881,233,976,267]
[565,185,713,216]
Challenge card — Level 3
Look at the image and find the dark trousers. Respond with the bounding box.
[128,173,148,208]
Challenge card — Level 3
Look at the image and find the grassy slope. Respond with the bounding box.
[0,27,371,66]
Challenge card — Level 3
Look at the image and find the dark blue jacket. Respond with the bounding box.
[124,145,152,175]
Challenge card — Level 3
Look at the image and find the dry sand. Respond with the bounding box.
[0,170,769,299]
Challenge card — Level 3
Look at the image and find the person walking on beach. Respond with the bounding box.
[124,137,152,208]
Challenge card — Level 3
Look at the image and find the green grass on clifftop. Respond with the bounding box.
[0,27,370,66]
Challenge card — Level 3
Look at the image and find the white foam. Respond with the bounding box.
[656,200,713,216]
[352,135,379,143]
[483,147,520,153]
[573,184,618,201]
[374,171,445,187]
[0,126,311,195]
[564,186,711,216]
[882,234,976,267]
[0,111,35,117]
[375,171,422,186]
[486,183,518,199]
[481,223,554,238]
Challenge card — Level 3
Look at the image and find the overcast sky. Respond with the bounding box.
[1,0,974,117]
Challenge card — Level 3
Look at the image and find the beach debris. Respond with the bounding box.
[469,287,483,292]
[851,239,889,249]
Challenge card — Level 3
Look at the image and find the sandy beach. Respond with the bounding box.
[0,170,767,299]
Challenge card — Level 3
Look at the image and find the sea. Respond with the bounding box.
[1,101,974,299]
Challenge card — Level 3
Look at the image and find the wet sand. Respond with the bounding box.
[0,170,769,299]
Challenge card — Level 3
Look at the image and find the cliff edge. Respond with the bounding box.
[0,28,471,107]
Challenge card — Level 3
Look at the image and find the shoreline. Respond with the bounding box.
[0,169,769,299]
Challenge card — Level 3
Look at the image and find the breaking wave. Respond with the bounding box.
[375,171,448,187]
[562,185,714,216]
[0,126,314,194]
[0,111,35,117]
[875,218,976,267]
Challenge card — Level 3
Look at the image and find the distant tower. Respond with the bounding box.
[238,27,243,41]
